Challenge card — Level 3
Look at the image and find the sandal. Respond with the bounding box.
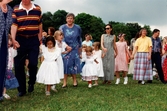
[3,94,11,100]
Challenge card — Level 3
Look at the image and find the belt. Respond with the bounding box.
[152,51,160,54]
[18,34,38,38]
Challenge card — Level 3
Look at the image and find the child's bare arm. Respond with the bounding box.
[41,56,44,62]
[94,58,99,64]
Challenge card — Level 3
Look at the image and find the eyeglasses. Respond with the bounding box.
[105,28,110,30]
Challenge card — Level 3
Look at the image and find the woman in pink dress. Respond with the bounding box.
[115,33,131,84]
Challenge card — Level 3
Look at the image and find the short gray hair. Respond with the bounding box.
[66,13,75,19]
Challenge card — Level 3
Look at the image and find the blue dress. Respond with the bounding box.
[0,13,7,100]
[60,24,82,74]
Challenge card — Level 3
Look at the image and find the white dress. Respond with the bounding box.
[128,42,135,74]
[81,55,98,81]
[93,50,104,77]
[36,46,61,85]
[56,40,67,79]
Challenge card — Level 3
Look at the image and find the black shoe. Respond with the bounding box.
[146,80,152,83]
[62,85,67,88]
[138,81,142,84]
[73,84,78,87]
[28,85,34,93]
[73,81,78,87]
[162,81,167,84]
[17,92,26,97]
[0,97,3,102]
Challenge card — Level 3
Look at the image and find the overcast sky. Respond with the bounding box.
[33,0,167,37]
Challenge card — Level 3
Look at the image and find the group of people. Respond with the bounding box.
[1,0,167,101]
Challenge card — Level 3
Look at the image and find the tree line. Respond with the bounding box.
[42,10,152,44]
[9,1,152,44]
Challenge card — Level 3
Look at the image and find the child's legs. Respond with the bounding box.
[122,71,128,77]
[115,71,120,78]
[47,85,51,92]
[88,81,92,84]
[94,79,98,84]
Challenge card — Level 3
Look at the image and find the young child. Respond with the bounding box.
[81,44,87,69]
[82,34,93,46]
[3,34,18,99]
[36,37,61,96]
[115,33,131,85]
[81,46,98,88]
[92,42,104,86]
[51,30,71,90]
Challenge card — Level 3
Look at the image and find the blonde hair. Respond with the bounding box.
[93,42,100,49]
[82,44,87,48]
[162,36,167,46]
[85,46,93,53]
[54,30,63,40]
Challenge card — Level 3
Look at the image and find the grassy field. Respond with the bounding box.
[0,75,167,111]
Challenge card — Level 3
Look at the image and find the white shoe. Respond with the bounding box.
[45,91,50,96]
[3,94,11,100]
[141,81,145,85]
[88,84,92,88]
[26,71,29,77]
[92,84,98,86]
[115,78,120,84]
[124,77,128,85]
[51,85,58,92]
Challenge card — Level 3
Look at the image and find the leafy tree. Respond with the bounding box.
[52,10,68,30]
[75,13,105,42]
[126,23,142,39]
[42,12,53,32]
[42,10,68,32]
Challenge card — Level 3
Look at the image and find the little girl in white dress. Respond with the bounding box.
[51,30,72,90]
[81,46,98,88]
[92,42,104,86]
[36,37,61,96]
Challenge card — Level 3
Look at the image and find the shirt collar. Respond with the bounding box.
[19,2,36,10]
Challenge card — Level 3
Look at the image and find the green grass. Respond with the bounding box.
[0,75,167,111]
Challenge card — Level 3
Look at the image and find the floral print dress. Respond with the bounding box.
[59,24,82,74]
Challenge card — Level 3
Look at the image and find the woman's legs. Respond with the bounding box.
[72,74,77,86]
[62,74,68,87]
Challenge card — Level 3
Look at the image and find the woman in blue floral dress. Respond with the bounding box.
[59,13,82,88]
[0,0,13,101]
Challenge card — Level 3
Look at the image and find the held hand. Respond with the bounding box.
[80,55,82,59]
[131,55,134,60]
[12,40,20,49]
[102,53,105,58]
[66,46,72,52]
[114,53,117,58]
[103,48,107,53]
[147,55,151,60]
